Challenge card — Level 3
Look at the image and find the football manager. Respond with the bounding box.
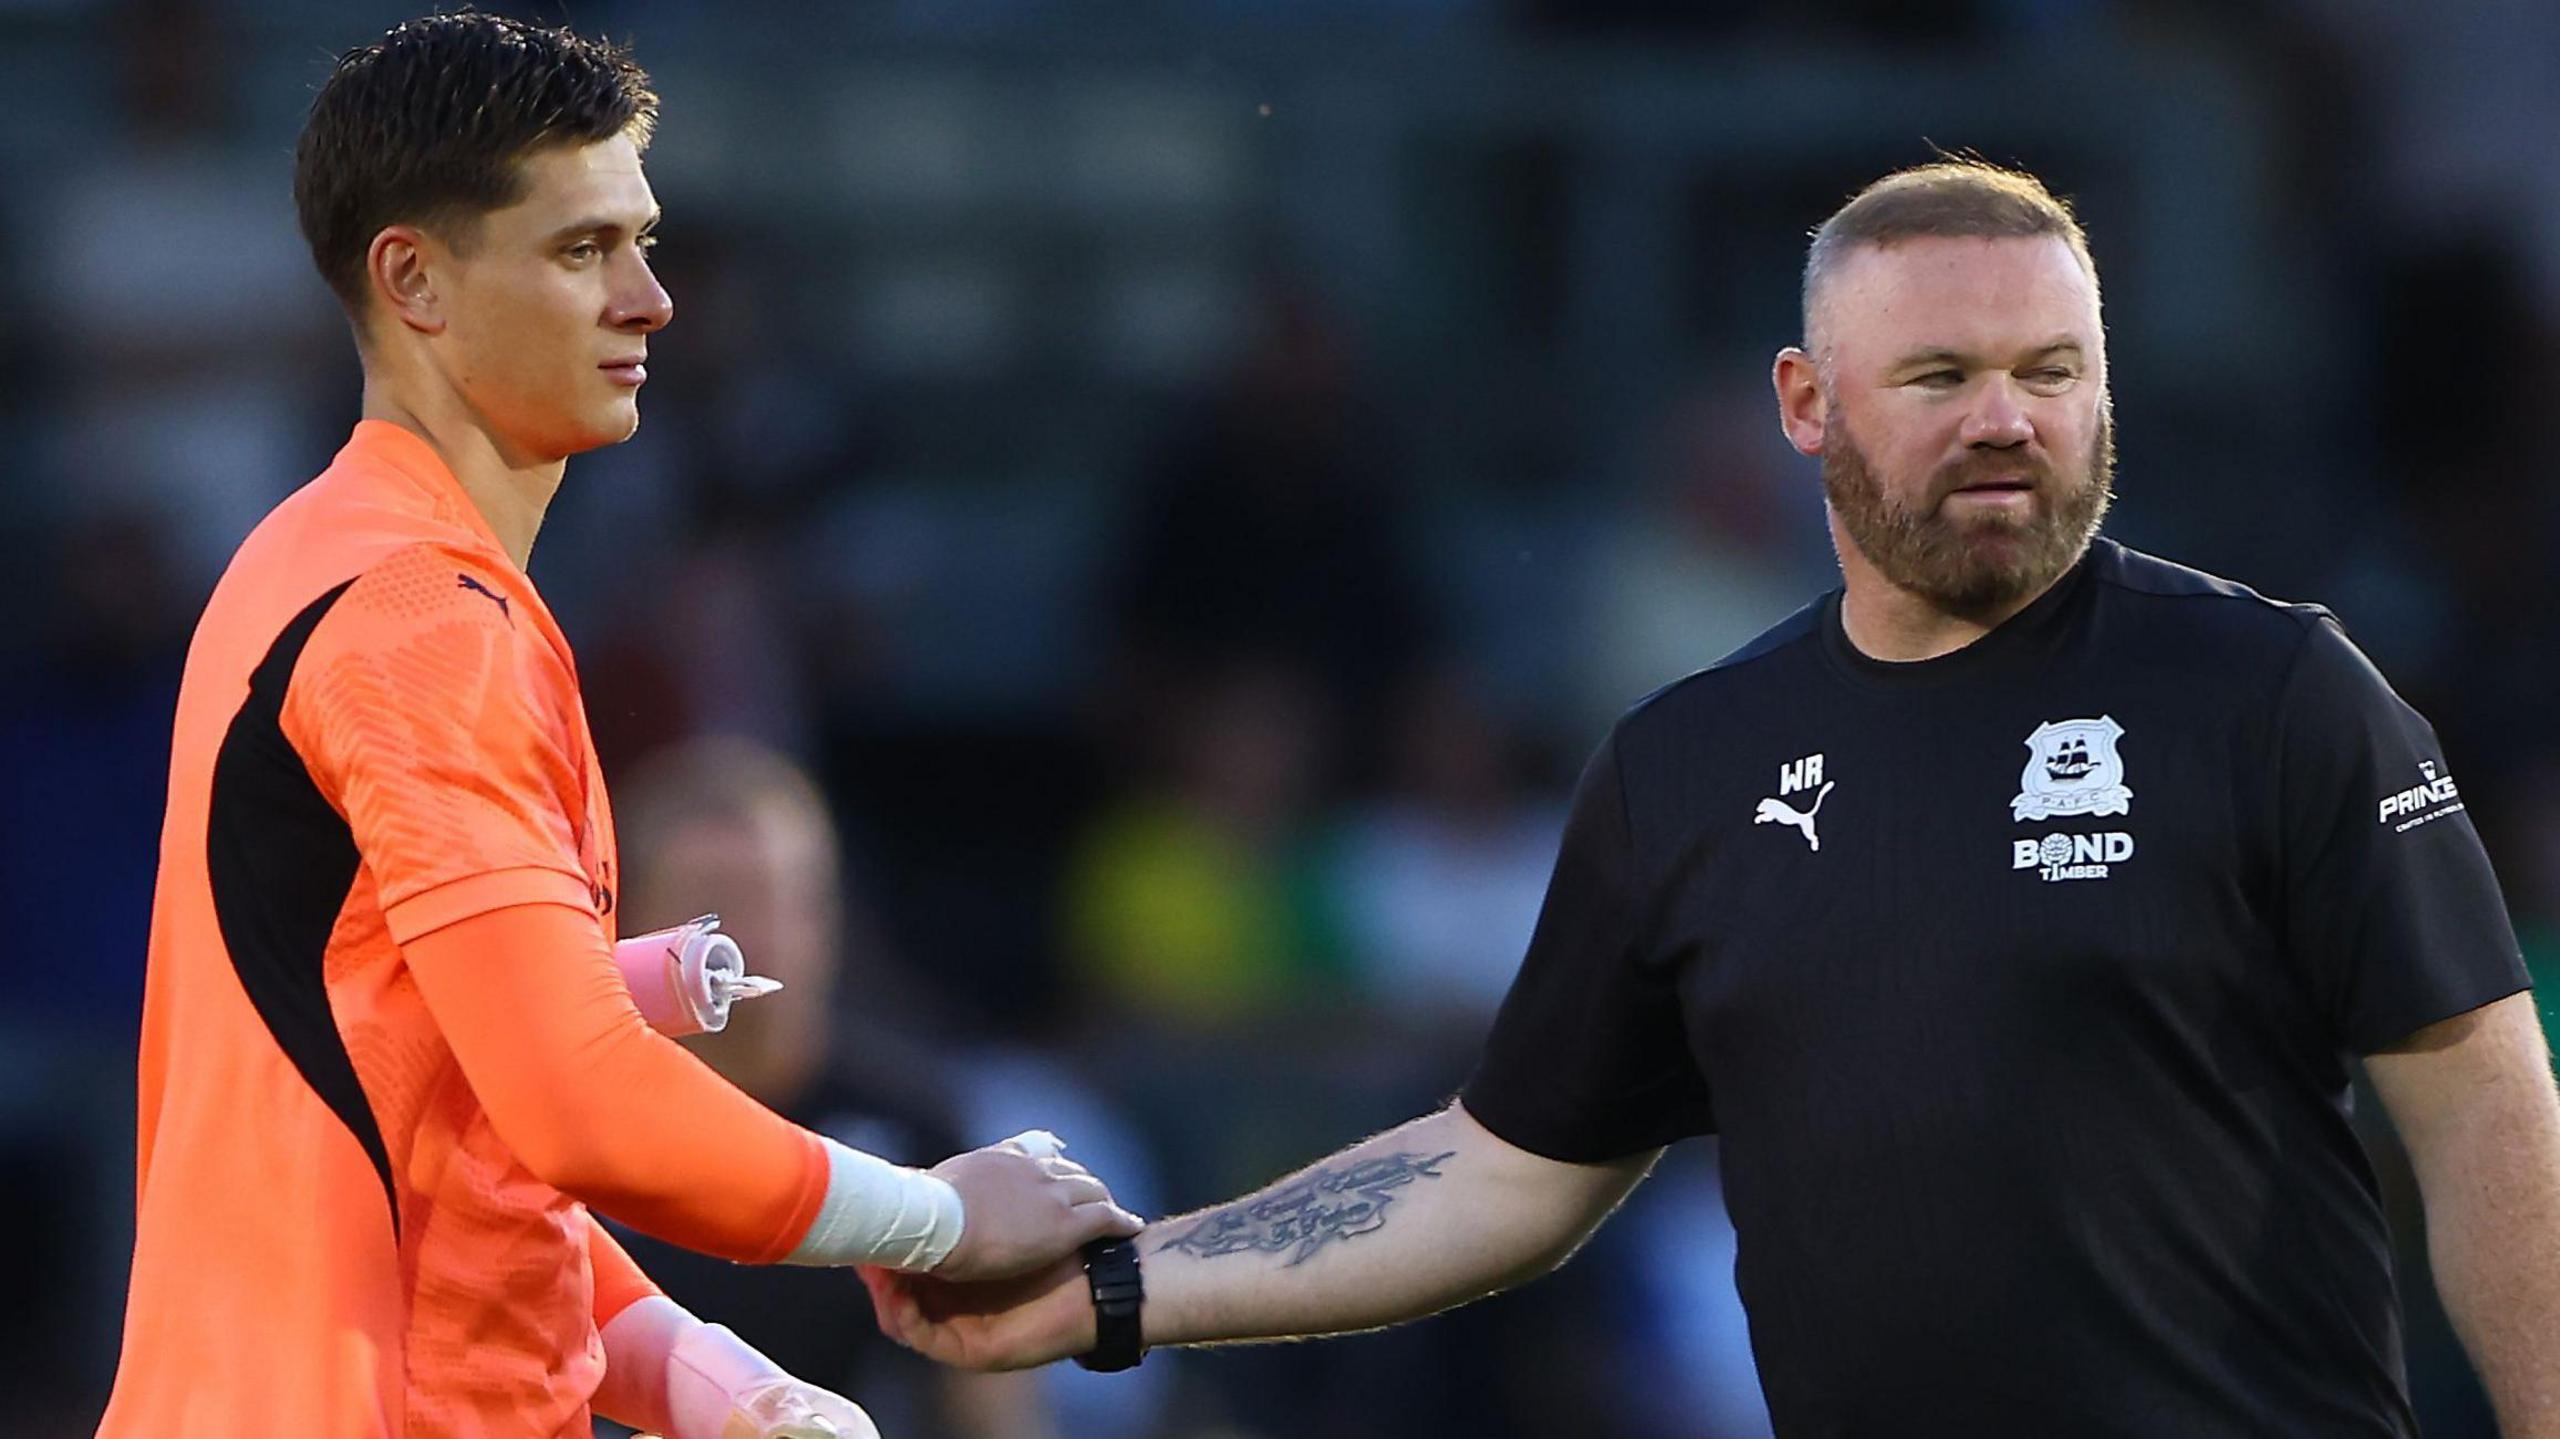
[866,159,2560,1439]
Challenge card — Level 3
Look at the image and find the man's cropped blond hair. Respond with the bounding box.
[1802,158,2098,353]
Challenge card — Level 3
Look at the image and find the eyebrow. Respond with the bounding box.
[544,208,663,244]
[1890,340,2084,372]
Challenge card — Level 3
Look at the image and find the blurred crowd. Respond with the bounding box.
[5,0,2560,1435]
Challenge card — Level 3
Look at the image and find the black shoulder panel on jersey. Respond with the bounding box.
[1705,595,1829,673]
[2090,540,2334,625]
[1619,594,1830,725]
[205,578,398,1238]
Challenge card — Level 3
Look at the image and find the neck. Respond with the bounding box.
[1830,511,2072,662]
[361,374,564,569]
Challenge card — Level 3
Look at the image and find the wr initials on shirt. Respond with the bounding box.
[1780,753,1825,796]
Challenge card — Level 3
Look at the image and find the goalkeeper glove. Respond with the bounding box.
[599,1295,879,1439]
[611,914,783,1037]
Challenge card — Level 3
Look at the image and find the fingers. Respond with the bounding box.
[1037,1153,1093,1179]
[931,1134,1145,1279]
[862,1268,950,1349]
[1070,1196,1146,1242]
[858,1267,919,1338]
[983,1135,1128,1214]
[986,1131,1105,1188]
[997,1128,1065,1160]
[1052,1165,1141,1236]
[861,1267,965,1362]
[856,1265,902,1315]
[1048,1171,1113,1207]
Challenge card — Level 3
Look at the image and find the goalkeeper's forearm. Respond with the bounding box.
[1138,1102,1655,1348]
[409,904,1036,1274]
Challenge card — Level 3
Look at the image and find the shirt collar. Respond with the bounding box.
[338,419,511,558]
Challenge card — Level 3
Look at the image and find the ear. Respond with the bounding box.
[366,225,447,337]
[1772,346,1827,458]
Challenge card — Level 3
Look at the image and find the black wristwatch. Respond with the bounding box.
[1073,1236,1145,1372]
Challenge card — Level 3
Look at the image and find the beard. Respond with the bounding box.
[1822,398,2115,618]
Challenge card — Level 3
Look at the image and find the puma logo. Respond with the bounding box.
[456,573,512,623]
[1753,781,1834,851]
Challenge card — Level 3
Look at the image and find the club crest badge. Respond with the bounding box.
[2012,716,2132,822]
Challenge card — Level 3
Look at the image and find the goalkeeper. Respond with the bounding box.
[95,15,1137,1438]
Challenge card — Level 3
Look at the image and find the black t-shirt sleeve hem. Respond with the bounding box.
[1458,1068,1716,1164]
[2347,974,2534,1057]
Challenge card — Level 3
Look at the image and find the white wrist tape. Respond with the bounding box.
[781,1137,966,1271]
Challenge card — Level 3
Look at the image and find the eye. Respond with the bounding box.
[635,232,661,254]
[2022,367,2077,387]
[1911,369,1964,390]
[564,240,602,263]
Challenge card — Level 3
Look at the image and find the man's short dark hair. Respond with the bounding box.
[1802,159,2097,348]
[293,12,658,318]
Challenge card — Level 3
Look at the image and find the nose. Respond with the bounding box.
[611,254,674,334]
[1960,374,2034,449]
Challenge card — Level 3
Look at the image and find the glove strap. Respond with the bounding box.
[1073,1237,1146,1372]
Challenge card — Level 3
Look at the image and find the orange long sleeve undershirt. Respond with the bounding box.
[589,1219,664,1327]
[404,902,831,1264]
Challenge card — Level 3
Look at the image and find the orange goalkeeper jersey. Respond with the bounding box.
[102,420,641,1437]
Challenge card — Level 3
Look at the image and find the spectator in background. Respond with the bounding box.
[609,734,1058,1439]
[1063,658,1345,1032]
[1110,277,1433,787]
[581,534,820,774]
[1579,370,1826,737]
[2368,242,2560,944]
[1061,657,1383,1230]
[1327,665,1564,1032]
[41,0,339,594]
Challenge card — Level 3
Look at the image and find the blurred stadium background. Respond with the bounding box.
[5,0,2560,1434]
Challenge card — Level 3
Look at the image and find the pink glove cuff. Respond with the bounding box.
[596,1295,694,1436]
[668,1319,795,1438]
[611,915,781,1036]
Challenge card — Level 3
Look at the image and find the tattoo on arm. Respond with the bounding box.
[1152,1150,1459,1267]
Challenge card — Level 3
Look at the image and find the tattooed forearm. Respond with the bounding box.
[1153,1150,1459,1267]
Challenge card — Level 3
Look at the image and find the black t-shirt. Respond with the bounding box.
[1464,540,2529,1439]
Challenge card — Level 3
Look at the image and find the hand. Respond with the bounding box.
[719,1376,881,1439]
[861,1254,1098,1372]
[927,1137,1142,1282]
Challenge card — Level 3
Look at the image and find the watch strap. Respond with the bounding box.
[1073,1236,1145,1372]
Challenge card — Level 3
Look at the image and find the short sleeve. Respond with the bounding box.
[2272,616,2529,1054]
[1462,732,1715,1161]
[284,545,596,945]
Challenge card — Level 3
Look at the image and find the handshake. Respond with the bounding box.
[627,1129,1142,1439]
[855,1127,1147,1378]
